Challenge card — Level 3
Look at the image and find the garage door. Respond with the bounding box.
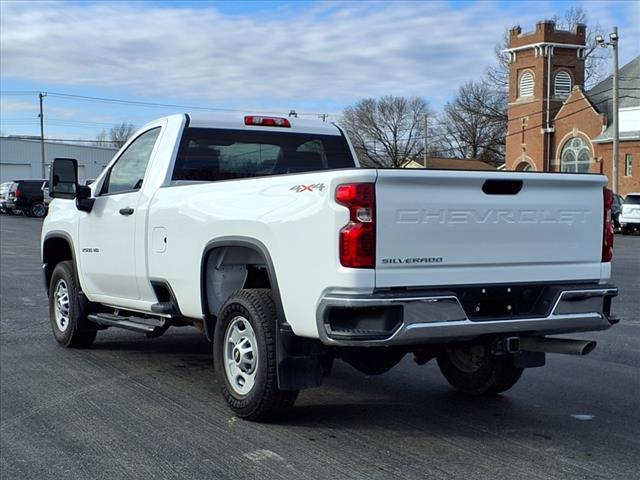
[77,165,87,183]
[0,164,32,183]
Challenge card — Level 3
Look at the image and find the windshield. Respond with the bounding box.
[172,128,355,182]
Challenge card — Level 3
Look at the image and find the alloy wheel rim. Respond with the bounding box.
[33,203,46,217]
[223,316,258,396]
[54,279,71,332]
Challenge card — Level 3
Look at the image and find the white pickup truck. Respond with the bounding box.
[43,113,618,421]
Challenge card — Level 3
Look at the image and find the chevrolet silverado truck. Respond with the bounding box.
[42,113,618,421]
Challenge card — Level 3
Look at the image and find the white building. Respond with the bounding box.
[0,137,117,183]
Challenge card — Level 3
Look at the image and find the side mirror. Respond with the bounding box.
[50,158,78,199]
[76,184,94,212]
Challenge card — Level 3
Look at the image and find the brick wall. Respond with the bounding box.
[550,87,605,173]
[596,141,640,196]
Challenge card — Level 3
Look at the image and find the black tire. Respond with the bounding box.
[621,226,630,235]
[213,289,298,421]
[437,343,523,396]
[30,201,47,218]
[49,261,97,348]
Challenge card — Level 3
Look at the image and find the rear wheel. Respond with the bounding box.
[437,342,523,396]
[30,201,47,218]
[49,261,97,348]
[213,289,298,421]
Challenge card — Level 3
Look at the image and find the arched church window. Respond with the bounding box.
[519,71,534,98]
[554,70,572,98]
[560,137,591,173]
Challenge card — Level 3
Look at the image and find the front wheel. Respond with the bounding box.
[213,289,298,421]
[49,261,97,348]
[437,343,523,396]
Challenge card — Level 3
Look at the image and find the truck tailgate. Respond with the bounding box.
[375,170,606,288]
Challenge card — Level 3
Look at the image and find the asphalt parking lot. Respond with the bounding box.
[1,215,639,480]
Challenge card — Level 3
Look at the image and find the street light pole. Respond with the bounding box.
[38,92,47,179]
[422,113,428,168]
[611,27,619,195]
[596,28,620,194]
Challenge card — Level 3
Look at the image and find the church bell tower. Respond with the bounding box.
[505,20,587,171]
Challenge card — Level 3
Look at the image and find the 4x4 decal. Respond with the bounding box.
[290,183,326,193]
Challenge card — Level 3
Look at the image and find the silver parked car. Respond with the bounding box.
[0,181,19,215]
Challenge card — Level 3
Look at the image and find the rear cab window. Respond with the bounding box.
[171,128,355,182]
[17,181,45,194]
[624,195,640,205]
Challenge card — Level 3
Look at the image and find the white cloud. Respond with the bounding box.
[1,0,637,113]
[0,98,37,114]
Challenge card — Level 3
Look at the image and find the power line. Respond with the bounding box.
[367,90,638,145]
[5,135,117,144]
[419,94,640,158]
[503,97,638,140]
[0,90,41,96]
[1,117,119,127]
[1,90,337,118]
[46,92,247,112]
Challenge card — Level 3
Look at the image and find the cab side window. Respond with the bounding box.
[102,128,161,195]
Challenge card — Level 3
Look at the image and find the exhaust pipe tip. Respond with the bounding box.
[520,337,597,356]
[580,340,597,356]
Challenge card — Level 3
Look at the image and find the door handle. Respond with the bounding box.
[119,207,134,216]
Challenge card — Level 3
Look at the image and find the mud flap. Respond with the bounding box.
[276,322,322,390]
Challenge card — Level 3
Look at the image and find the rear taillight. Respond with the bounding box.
[602,187,614,262]
[14,189,21,198]
[336,183,375,268]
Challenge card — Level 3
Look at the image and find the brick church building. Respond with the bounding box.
[505,20,639,196]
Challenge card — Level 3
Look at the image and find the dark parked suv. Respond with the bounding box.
[6,180,48,217]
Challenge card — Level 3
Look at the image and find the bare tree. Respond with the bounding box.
[435,81,507,165]
[108,122,136,149]
[487,6,607,90]
[95,129,110,146]
[340,96,430,168]
[95,123,136,148]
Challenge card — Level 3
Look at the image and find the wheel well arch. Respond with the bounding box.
[200,237,284,341]
[42,233,76,295]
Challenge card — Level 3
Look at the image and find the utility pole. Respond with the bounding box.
[596,28,619,193]
[422,113,428,168]
[318,114,328,122]
[611,27,619,194]
[38,92,47,179]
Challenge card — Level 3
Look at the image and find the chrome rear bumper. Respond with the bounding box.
[317,285,618,346]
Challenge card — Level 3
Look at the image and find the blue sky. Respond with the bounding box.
[1,0,638,141]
